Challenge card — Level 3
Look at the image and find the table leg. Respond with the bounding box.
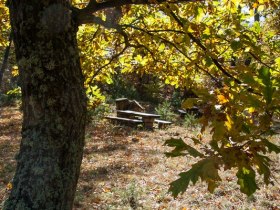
[142,117,155,130]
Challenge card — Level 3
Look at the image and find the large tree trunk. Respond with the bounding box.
[4,1,87,209]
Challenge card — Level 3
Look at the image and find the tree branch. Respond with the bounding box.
[88,42,129,85]
[75,0,200,25]
[122,23,222,85]
[166,8,263,95]
[166,8,242,84]
[249,52,278,72]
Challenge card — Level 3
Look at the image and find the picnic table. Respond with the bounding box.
[105,99,172,129]
[117,110,161,129]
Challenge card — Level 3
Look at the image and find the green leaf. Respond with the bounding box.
[182,98,198,109]
[195,7,204,22]
[169,171,195,198]
[253,154,271,185]
[164,138,204,158]
[190,137,202,145]
[236,167,259,196]
[207,179,218,193]
[275,57,280,69]
[212,121,226,140]
[204,56,213,67]
[241,123,251,134]
[258,67,271,86]
[261,138,280,154]
[158,43,165,52]
[169,158,221,197]
[209,140,219,151]
[230,40,242,51]
[183,34,190,47]
[258,67,274,104]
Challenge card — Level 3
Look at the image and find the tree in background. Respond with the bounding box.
[0,0,11,90]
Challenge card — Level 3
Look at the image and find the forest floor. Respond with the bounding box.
[0,106,280,210]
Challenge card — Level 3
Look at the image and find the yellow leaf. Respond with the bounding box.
[103,187,111,193]
[248,107,255,113]
[159,43,165,52]
[217,94,228,104]
[135,54,143,63]
[257,5,265,12]
[253,3,258,8]
[11,66,19,77]
[6,182,12,190]
[0,4,7,9]
[225,114,233,131]
[187,25,195,33]
[203,28,211,36]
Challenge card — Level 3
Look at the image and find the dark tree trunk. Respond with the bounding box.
[4,1,87,209]
[0,33,12,91]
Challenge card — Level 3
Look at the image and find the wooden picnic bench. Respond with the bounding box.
[105,99,173,129]
[117,110,161,130]
[105,116,142,127]
[106,112,172,129]
[115,98,144,112]
[154,119,172,129]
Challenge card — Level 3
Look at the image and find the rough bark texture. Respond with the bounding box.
[4,1,87,209]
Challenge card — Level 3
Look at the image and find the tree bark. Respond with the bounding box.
[4,1,87,209]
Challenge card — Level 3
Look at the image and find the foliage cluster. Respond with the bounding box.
[0,0,9,47]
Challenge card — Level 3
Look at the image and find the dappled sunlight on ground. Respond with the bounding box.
[0,107,279,209]
[0,107,22,205]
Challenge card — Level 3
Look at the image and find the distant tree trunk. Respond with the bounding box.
[0,33,12,92]
[4,1,87,209]
[254,8,260,22]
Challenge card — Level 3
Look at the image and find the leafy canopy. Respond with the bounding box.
[73,0,280,196]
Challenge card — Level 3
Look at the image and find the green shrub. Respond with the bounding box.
[155,101,175,121]
[183,113,200,129]
[87,103,111,125]
[170,90,182,108]
[0,87,21,107]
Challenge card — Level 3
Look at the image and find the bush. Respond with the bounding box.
[0,87,21,107]
[87,103,111,125]
[170,90,183,108]
[155,101,175,121]
[183,113,200,129]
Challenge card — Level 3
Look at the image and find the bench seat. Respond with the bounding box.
[105,116,143,126]
[155,119,172,129]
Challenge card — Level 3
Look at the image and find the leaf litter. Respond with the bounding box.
[0,107,279,209]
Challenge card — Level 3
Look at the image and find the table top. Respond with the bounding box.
[117,110,160,118]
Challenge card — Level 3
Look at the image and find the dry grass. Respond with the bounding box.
[0,106,279,209]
